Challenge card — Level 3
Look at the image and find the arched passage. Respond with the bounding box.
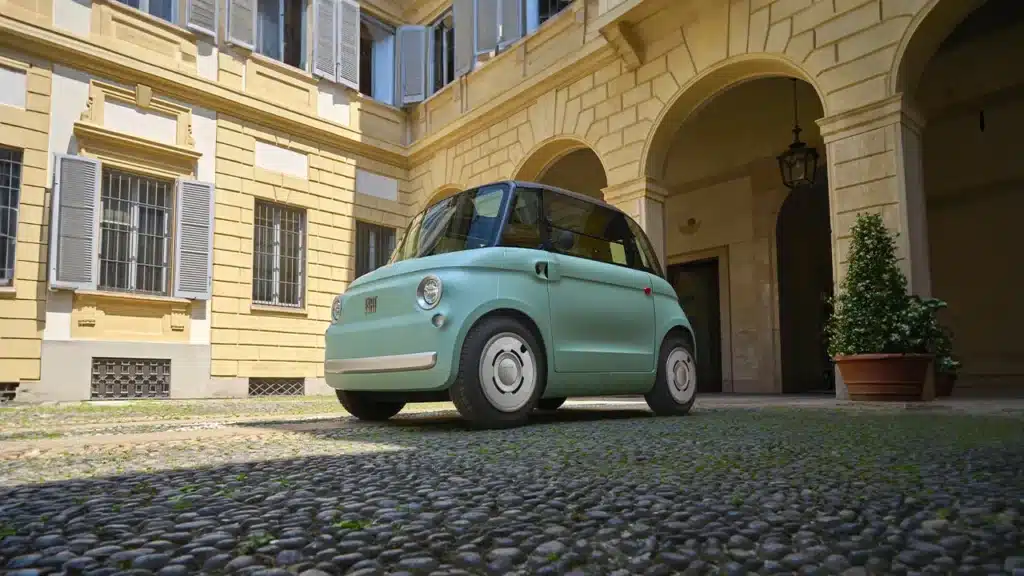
[647,71,830,395]
[900,0,1024,395]
[423,185,462,210]
[514,138,607,199]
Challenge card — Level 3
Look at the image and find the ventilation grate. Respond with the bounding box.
[91,358,171,399]
[248,377,305,397]
[0,383,19,404]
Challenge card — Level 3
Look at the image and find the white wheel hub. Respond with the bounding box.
[666,346,696,404]
[479,332,536,413]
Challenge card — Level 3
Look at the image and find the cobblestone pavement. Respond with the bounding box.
[1,398,1023,576]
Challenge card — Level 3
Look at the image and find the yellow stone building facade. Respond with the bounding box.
[0,0,1020,400]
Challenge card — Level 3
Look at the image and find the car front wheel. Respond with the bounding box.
[450,316,545,429]
[336,390,404,421]
[644,334,697,416]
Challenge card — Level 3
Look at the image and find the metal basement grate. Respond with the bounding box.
[91,358,171,399]
[0,383,18,404]
[248,377,305,397]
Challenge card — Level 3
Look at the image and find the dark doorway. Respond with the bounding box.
[668,258,723,393]
[776,179,834,393]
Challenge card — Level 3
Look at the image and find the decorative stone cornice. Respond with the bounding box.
[600,21,643,71]
[816,94,926,144]
[602,176,670,205]
[74,121,203,178]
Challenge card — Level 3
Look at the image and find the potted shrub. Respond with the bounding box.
[826,213,940,401]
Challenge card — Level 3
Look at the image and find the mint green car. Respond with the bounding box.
[325,181,697,429]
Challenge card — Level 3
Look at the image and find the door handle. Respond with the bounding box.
[534,261,549,279]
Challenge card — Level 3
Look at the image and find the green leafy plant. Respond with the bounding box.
[826,212,954,359]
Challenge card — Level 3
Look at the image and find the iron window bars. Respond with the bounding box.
[0,148,22,287]
[252,200,306,307]
[98,168,174,296]
[355,220,396,279]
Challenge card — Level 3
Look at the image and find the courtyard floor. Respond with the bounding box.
[1,396,1022,575]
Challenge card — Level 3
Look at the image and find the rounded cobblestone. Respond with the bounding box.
[0,406,1022,575]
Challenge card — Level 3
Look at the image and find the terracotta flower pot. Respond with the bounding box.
[935,372,957,397]
[834,354,933,401]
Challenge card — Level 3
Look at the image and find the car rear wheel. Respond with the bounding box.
[536,397,566,411]
[336,390,404,421]
[644,334,697,416]
[451,316,545,429]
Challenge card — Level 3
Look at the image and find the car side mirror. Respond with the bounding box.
[553,229,575,252]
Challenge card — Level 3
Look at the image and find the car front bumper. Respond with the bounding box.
[325,351,438,374]
[324,308,459,392]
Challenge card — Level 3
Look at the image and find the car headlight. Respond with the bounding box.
[416,275,443,310]
[331,295,343,323]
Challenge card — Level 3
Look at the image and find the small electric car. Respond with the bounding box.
[325,180,697,429]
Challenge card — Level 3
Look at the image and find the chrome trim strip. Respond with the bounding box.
[325,352,438,374]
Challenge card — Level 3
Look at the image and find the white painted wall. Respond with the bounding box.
[356,169,399,201]
[196,40,219,82]
[317,80,351,126]
[104,100,179,144]
[192,105,217,182]
[53,0,93,37]
[47,66,92,182]
[0,65,27,110]
[254,141,309,179]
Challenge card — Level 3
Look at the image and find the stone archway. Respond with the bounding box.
[641,69,829,395]
[895,0,1024,395]
[423,185,462,210]
[514,138,608,199]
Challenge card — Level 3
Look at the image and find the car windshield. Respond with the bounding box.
[391,183,509,263]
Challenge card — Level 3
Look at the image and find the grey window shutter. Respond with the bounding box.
[186,0,218,37]
[397,25,427,105]
[336,0,360,90]
[49,154,100,291]
[474,0,498,55]
[453,0,473,77]
[313,0,337,80]
[227,0,256,50]
[173,179,215,300]
[498,0,522,47]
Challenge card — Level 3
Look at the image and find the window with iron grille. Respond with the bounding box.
[91,357,171,399]
[252,201,306,307]
[537,0,573,26]
[248,377,305,396]
[355,221,396,279]
[98,169,174,295]
[0,148,22,287]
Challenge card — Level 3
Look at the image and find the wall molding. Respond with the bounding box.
[74,121,202,178]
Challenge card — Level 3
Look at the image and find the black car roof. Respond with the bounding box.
[505,180,623,213]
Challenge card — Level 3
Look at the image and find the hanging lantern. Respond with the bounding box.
[777,79,819,190]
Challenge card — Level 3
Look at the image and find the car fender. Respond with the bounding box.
[450,295,554,382]
[654,298,697,357]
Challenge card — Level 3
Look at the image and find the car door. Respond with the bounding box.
[542,191,656,374]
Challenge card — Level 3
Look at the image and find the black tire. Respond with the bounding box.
[644,333,697,416]
[336,390,404,421]
[450,315,546,429]
[536,397,566,411]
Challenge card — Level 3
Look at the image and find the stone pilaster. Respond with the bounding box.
[817,94,932,296]
[602,177,669,270]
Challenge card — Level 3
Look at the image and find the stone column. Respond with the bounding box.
[602,177,669,270]
[817,95,933,400]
